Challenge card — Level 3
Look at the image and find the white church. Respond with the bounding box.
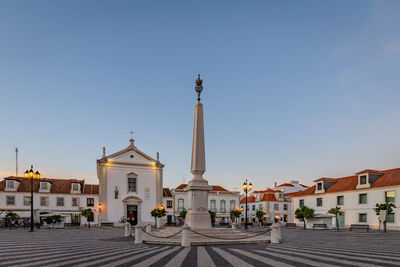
[96,139,164,226]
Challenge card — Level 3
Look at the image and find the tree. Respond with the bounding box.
[328,206,343,231]
[81,208,94,229]
[230,209,241,224]
[295,206,314,229]
[255,210,265,226]
[208,210,216,227]
[5,211,19,229]
[151,209,159,226]
[179,209,187,220]
[374,202,396,233]
[150,207,167,227]
[44,215,62,228]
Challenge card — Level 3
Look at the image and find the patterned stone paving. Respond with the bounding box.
[1,227,400,266]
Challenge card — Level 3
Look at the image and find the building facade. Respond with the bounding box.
[292,168,400,230]
[171,184,240,224]
[97,139,164,226]
[0,176,99,226]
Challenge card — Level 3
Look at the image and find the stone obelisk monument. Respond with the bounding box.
[184,75,211,229]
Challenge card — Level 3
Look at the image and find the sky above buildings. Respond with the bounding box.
[0,1,400,191]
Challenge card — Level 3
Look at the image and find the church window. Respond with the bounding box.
[128,178,137,193]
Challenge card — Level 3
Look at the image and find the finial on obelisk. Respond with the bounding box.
[102,147,106,158]
[195,74,203,102]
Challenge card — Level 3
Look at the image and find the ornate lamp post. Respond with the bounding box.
[242,179,253,229]
[24,165,40,232]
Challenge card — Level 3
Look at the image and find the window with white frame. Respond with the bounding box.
[167,200,173,208]
[24,196,31,206]
[210,200,216,212]
[387,213,395,223]
[40,182,48,190]
[41,197,49,206]
[220,200,226,212]
[252,204,256,211]
[385,191,395,203]
[283,204,288,210]
[359,213,367,223]
[299,199,304,207]
[87,198,94,207]
[56,197,64,206]
[317,182,322,190]
[359,175,367,185]
[259,203,263,210]
[359,193,367,204]
[178,199,184,211]
[72,197,79,206]
[317,197,323,206]
[274,203,279,211]
[6,195,15,205]
[72,183,79,191]
[6,180,14,189]
[230,200,235,211]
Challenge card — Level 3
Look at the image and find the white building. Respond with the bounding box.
[0,176,99,226]
[162,188,174,224]
[291,168,400,230]
[171,184,240,224]
[97,138,164,226]
[240,181,308,224]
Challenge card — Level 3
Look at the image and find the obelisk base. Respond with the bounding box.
[184,179,211,229]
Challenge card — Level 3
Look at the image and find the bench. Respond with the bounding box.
[312,223,328,230]
[285,223,297,228]
[349,224,369,232]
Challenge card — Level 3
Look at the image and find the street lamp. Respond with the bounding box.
[24,165,40,232]
[242,179,253,229]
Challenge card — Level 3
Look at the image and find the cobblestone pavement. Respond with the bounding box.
[1,227,400,266]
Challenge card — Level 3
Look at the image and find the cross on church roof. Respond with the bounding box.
[130,130,134,140]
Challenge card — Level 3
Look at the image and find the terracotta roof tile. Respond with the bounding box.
[240,196,256,204]
[276,183,295,187]
[261,194,277,201]
[163,188,172,197]
[0,176,98,195]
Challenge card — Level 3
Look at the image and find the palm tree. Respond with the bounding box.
[295,206,314,229]
[328,206,343,231]
[374,202,396,233]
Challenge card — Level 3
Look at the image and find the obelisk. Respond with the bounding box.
[184,75,211,229]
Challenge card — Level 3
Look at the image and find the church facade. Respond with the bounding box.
[96,139,164,226]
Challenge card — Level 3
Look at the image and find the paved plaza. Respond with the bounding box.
[1,227,400,266]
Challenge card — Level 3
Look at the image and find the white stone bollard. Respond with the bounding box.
[156,217,161,229]
[145,224,152,233]
[124,222,131,237]
[181,224,191,247]
[232,222,237,231]
[271,223,281,244]
[134,225,143,244]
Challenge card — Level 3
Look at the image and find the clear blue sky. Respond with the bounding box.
[1,1,400,191]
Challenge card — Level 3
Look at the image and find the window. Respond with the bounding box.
[337,196,344,206]
[283,204,288,211]
[57,197,64,206]
[359,193,367,204]
[230,200,235,211]
[317,183,322,190]
[6,195,15,205]
[24,196,31,206]
[128,177,137,193]
[87,198,94,207]
[360,175,367,185]
[387,213,395,223]
[220,200,226,212]
[210,200,216,211]
[41,182,48,190]
[299,199,304,207]
[178,199,184,211]
[359,213,367,223]
[41,197,49,206]
[72,183,79,191]
[6,180,14,189]
[72,197,79,206]
[385,191,395,203]
[259,204,263,210]
[252,204,256,211]
[274,204,279,211]
[317,198,323,206]
[167,200,173,208]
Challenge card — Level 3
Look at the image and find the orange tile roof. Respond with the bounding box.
[277,183,295,187]
[176,184,228,192]
[240,196,256,204]
[355,169,385,175]
[293,168,400,197]
[0,176,98,195]
[300,184,309,188]
[261,193,277,201]
[163,188,172,197]
[313,177,338,182]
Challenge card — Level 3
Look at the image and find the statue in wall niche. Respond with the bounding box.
[114,186,119,199]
